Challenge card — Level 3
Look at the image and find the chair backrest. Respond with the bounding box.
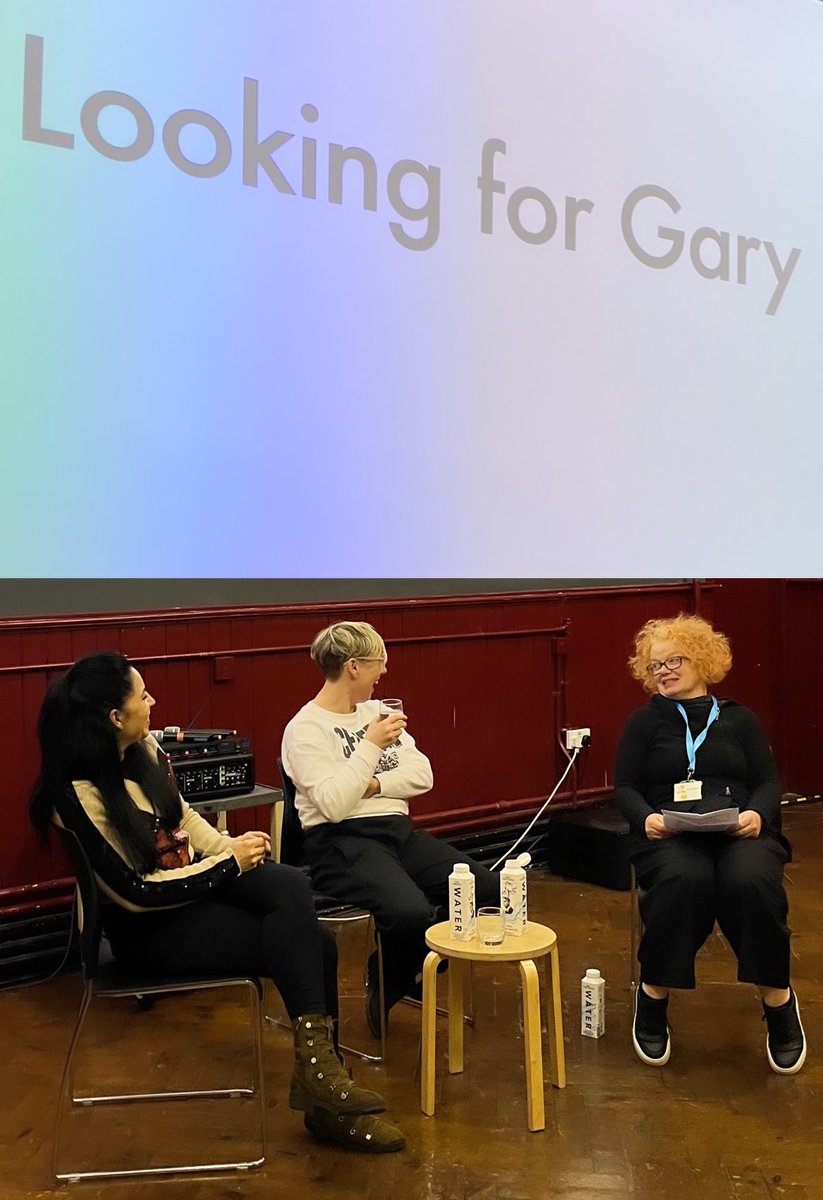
[55,817,104,983]
[277,758,306,868]
[277,753,305,868]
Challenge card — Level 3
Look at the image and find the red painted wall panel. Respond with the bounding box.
[2,581,820,907]
[713,579,823,797]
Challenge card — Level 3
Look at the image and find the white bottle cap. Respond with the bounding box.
[516,852,532,868]
[453,862,471,873]
[585,968,602,978]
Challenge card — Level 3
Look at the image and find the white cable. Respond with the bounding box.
[490,746,580,871]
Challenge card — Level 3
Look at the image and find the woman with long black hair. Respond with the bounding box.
[30,651,404,1153]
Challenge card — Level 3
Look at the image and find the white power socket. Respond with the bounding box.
[564,727,591,750]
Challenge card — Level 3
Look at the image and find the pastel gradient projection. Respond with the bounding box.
[1,1,822,577]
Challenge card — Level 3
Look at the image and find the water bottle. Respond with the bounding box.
[581,968,605,1038]
[448,863,476,941]
[500,858,527,935]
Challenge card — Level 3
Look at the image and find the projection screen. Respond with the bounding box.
[2,1,820,577]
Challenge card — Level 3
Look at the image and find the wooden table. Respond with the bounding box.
[421,919,566,1132]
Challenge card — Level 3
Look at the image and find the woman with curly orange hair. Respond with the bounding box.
[615,614,806,1075]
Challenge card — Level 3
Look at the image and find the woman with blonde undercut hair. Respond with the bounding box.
[283,620,498,1036]
[310,622,388,681]
[615,614,806,1075]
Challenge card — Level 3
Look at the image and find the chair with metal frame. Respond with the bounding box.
[629,864,642,993]
[276,760,474,1054]
[53,820,266,1183]
[275,759,387,1062]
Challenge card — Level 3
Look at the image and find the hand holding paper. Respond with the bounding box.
[662,807,740,833]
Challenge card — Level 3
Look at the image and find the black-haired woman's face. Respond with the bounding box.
[110,668,155,749]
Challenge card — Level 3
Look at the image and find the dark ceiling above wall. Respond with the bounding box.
[0,579,683,618]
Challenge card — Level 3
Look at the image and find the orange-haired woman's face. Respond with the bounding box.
[647,639,707,701]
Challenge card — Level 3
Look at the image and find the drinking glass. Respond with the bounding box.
[476,906,505,946]
[379,698,404,717]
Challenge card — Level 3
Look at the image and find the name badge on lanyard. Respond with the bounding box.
[672,697,719,803]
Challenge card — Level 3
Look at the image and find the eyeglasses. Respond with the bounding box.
[646,655,688,675]
[352,657,386,665]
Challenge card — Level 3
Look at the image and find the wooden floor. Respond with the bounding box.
[2,805,821,1200]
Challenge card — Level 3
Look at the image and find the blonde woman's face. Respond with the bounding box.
[349,653,387,702]
[647,640,707,701]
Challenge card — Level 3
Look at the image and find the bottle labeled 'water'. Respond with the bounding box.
[448,863,476,940]
[581,968,605,1038]
[500,858,527,935]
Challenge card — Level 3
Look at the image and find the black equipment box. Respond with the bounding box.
[157,729,256,801]
[163,736,251,763]
[546,802,633,891]
[172,753,256,801]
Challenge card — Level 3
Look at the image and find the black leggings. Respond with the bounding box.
[104,862,338,1019]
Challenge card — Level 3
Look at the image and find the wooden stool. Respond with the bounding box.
[421,920,566,1132]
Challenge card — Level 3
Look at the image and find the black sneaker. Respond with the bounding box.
[632,985,671,1066]
[763,989,807,1075]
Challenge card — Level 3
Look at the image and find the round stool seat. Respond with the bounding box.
[425,920,556,962]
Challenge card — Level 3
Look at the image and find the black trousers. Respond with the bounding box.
[630,831,792,989]
[304,816,499,1000]
[104,862,338,1019]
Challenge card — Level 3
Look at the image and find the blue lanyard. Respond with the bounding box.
[676,697,719,778]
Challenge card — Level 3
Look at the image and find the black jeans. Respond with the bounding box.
[104,861,337,1019]
[304,816,498,1000]
[630,831,792,989]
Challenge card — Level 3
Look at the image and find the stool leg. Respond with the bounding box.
[544,944,567,1089]
[447,959,466,1074]
[518,959,545,1132]
[421,950,441,1116]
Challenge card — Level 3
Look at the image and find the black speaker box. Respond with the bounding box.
[546,802,633,891]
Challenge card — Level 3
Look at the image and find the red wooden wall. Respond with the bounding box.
[2,580,820,918]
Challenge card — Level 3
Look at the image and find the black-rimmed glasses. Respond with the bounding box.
[646,655,688,675]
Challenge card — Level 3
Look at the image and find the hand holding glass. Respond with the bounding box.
[476,906,505,946]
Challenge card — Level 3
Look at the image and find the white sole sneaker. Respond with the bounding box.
[765,991,807,1075]
[632,986,672,1066]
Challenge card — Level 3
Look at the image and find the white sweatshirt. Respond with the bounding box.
[281,700,434,828]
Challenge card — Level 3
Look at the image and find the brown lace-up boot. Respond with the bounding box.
[290,1014,386,1114]
[304,1107,405,1153]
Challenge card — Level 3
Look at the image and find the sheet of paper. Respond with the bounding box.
[662,807,740,833]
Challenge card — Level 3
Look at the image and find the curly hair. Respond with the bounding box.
[310,621,386,680]
[629,613,732,694]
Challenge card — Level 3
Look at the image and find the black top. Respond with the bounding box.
[614,694,782,836]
